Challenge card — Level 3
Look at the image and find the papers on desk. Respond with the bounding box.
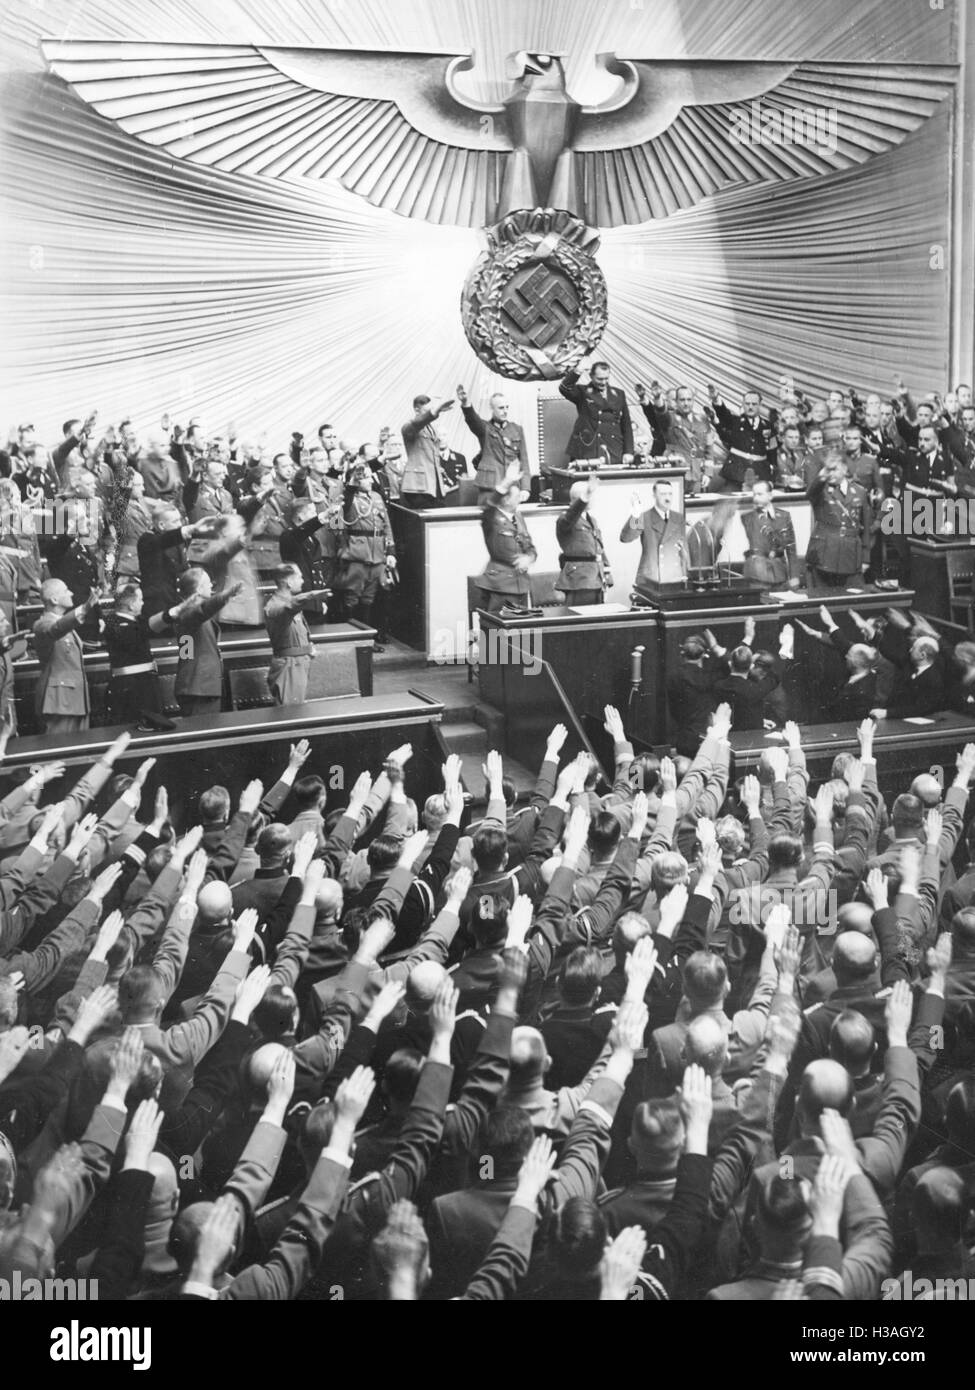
[568,603,631,615]
[768,591,806,602]
[902,717,936,725]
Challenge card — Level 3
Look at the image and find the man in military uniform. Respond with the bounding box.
[264,563,319,706]
[711,386,778,490]
[43,499,102,641]
[334,463,396,630]
[247,452,296,577]
[806,456,873,594]
[741,480,799,591]
[774,425,814,492]
[620,480,688,589]
[400,394,456,508]
[887,423,958,577]
[635,381,716,493]
[457,384,530,501]
[33,577,102,734]
[279,499,332,624]
[476,462,537,614]
[555,477,611,607]
[559,359,634,467]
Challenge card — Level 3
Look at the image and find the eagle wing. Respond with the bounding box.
[572,59,955,225]
[40,40,511,227]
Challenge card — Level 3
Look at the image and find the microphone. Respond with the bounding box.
[630,645,645,691]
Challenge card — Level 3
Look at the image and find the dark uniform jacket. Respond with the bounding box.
[713,403,778,486]
[559,371,634,465]
[477,495,537,596]
[890,445,955,497]
[44,536,99,606]
[138,528,186,617]
[666,660,721,752]
[555,499,608,592]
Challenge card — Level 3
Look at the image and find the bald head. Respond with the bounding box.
[196,880,232,926]
[828,1010,875,1076]
[171,1200,240,1276]
[683,1014,728,1077]
[798,1058,854,1126]
[911,773,942,807]
[314,878,343,919]
[832,931,877,984]
[406,961,446,1012]
[837,902,874,936]
[913,1167,969,1246]
[247,1042,288,1097]
[509,1026,548,1087]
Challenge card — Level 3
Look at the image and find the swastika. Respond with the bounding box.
[501,264,579,348]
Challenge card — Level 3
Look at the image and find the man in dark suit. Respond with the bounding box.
[713,645,781,731]
[457,385,530,499]
[666,636,722,756]
[806,456,872,593]
[138,506,212,618]
[555,477,610,606]
[559,359,634,466]
[620,480,687,589]
[476,463,537,614]
[740,480,799,591]
[798,607,879,722]
[871,633,946,720]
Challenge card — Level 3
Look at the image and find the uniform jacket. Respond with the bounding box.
[621,507,688,586]
[461,407,530,492]
[33,608,89,717]
[400,410,444,496]
[477,496,537,595]
[339,492,394,565]
[555,499,608,592]
[891,445,956,496]
[559,371,634,464]
[172,591,234,699]
[806,476,871,575]
[713,402,777,485]
[264,593,313,658]
[740,506,797,576]
[138,527,187,618]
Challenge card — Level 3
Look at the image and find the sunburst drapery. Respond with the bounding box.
[0,0,958,457]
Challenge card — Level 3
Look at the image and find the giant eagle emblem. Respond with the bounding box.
[41,41,954,378]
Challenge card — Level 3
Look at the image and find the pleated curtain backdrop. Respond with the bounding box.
[0,0,959,456]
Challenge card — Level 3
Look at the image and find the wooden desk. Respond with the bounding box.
[477,606,662,747]
[388,490,814,660]
[11,621,375,731]
[477,588,915,743]
[3,692,447,826]
[730,711,975,797]
[908,538,975,623]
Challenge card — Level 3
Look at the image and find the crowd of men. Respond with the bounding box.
[476,364,975,612]
[4,367,975,733]
[0,699,973,1302]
